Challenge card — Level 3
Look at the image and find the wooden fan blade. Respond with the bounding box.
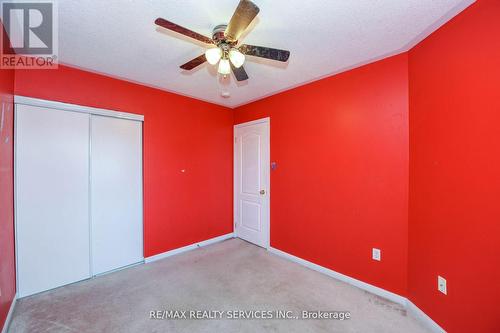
[239,44,290,62]
[180,54,207,70]
[224,0,260,42]
[155,18,213,44]
[231,62,249,81]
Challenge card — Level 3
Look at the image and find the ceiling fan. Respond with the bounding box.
[154,0,290,81]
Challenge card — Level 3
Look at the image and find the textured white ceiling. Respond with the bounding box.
[57,0,475,108]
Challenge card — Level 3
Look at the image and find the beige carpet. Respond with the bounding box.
[8,238,429,332]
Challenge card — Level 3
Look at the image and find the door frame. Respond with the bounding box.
[233,117,270,249]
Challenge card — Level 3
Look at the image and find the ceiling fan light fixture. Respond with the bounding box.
[155,0,290,82]
[229,48,245,68]
[218,58,231,75]
[205,47,222,65]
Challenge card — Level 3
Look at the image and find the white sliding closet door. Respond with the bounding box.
[90,115,143,275]
[15,105,91,297]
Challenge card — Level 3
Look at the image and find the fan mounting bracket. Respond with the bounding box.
[212,24,236,47]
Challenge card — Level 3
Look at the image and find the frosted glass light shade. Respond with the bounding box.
[218,59,231,75]
[229,49,245,68]
[205,47,222,65]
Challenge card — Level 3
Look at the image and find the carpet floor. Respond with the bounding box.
[8,238,429,332]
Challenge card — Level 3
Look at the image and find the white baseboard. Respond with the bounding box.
[145,233,234,263]
[268,247,407,305]
[1,293,17,333]
[406,300,446,333]
[4,236,445,333]
[268,246,447,332]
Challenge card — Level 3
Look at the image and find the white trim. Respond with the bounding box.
[57,61,232,109]
[144,233,234,263]
[14,96,144,121]
[88,115,93,277]
[234,117,270,128]
[268,246,448,331]
[230,1,475,109]
[400,0,475,54]
[1,293,17,333]
[406,300,446,333]
[94,261,144,277]
[5,233,446,332]
[268,247,407,305]
[13,104,20,297]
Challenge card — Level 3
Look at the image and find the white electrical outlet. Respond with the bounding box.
[438,276,447,295]
[372,248,381,261]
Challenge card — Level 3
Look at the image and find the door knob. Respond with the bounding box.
[260,189,266,195]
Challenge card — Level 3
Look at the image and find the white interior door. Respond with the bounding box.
[234,118,270,248]
[90,115,143,275]
[15,104,91,297]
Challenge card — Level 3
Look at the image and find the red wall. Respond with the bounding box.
[0,25,16,331]
[5,3,500,331]
[234,54,409,296]
[14,65,234,258]
[408,1,500,332]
